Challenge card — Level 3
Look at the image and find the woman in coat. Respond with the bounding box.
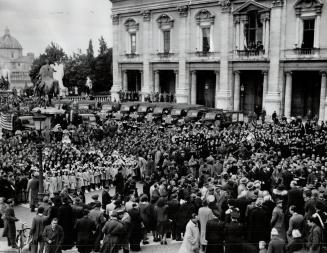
[101,211,125,253]
[128,204,143,251]
[178,214,200,253]
[307,215,323,253]
[198,200,214,252]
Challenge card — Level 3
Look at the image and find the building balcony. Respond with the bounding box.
[282,48,326,60]
[293,48,320,55]
[195,51,215,57]
[233,48,267,61]
[125,53,140,59]
[157,52,175,59]
[187,51,220,61]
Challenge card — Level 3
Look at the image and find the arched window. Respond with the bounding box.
[195,9,215,53]
[124,18,139,54]
[156,14,174,53]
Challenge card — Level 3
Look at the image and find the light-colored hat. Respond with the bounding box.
[292,229,301,238]
[271,228,278,236]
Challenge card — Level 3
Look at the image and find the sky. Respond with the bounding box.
[0,0,112,57]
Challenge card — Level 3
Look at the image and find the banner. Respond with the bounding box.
[0,112,13,131]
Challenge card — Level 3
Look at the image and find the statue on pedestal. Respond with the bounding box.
[35,59,59,105]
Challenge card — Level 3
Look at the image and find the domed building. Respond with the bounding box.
[0,27,34,91]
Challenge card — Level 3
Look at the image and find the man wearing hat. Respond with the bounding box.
[89,202,106,252]
[27,172,39,212]
[88,194,100,210]
[267,228,285,253]
[205,213,225,253]
[101,210,125,253]
[225,208,244,253]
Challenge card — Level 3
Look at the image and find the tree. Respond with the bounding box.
[93,37,112,93]
[98,36,108,55]
[29,42,67,85]
[87,39,94,59]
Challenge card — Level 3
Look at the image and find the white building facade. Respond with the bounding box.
[110,0,327,120]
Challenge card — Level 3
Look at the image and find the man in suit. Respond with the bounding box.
[101,186,111,210]
[205,214,225,253]
[27,173,39,212]
[30,206,48,253]
[42,218,64,253]
[75,210,96,253]
[287,181,304,214]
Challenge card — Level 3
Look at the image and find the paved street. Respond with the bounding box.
[0,186,181,253]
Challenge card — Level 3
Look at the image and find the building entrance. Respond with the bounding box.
[127,70,141,91]
[240,71,263,115]
[291,71,320,118]
[196,71,216,108]
[159,70,176,94]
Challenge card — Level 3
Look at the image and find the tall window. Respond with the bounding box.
[245,11,263,49]
[130,33,136,54]
[202,27,210,52]
[302,19,315,48]
[163,30,170,53]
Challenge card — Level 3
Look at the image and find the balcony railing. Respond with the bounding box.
[125,53,140,59]
[157,52,175,58]
[195,51,214,57]
[235,49,265,57]
[293,48,319,55]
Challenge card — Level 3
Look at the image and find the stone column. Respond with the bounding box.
[295,16,300,47]
[215,71,220,108]
[176,5,190,103]
[262,71,268,109]
[239,20,245,50]
[217,4,232,110]
[191,71,197,104]
[110,14,122,101]
[265,1,283,116]
[154,70,160,93]
[284,71,292,118]
[140,70,144,101]
[314,15,320,49]
[262,20,266,49]
[174,70,179,90]
[234,71,240,111]
[209,24,214,52]
[319,71,326,121]
[123,70,128,91]
[142,10,153,100]
[235,21,240,50]
[265,20,270,55]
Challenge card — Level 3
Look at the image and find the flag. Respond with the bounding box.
[0,112,13,131]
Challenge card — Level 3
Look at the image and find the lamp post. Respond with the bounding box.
[240,84,245,112]
[33,110,47,202]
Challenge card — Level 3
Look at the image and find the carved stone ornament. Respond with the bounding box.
[156,14,174,29]
[272,0,284,7]
[195,9,215,25]
[220,0,231,11]
[124,18,139,31]
[294,0,323,15]
[178,5,189,17]
[142,10,151,21]
[112,14,119,25]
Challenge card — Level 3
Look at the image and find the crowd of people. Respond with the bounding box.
[0,101,327,253]
[118,90,176,103]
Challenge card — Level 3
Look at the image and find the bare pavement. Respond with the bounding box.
[0,186,181,253]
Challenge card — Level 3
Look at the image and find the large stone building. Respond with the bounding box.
[0,28,34,91]
[109,0,327,119]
